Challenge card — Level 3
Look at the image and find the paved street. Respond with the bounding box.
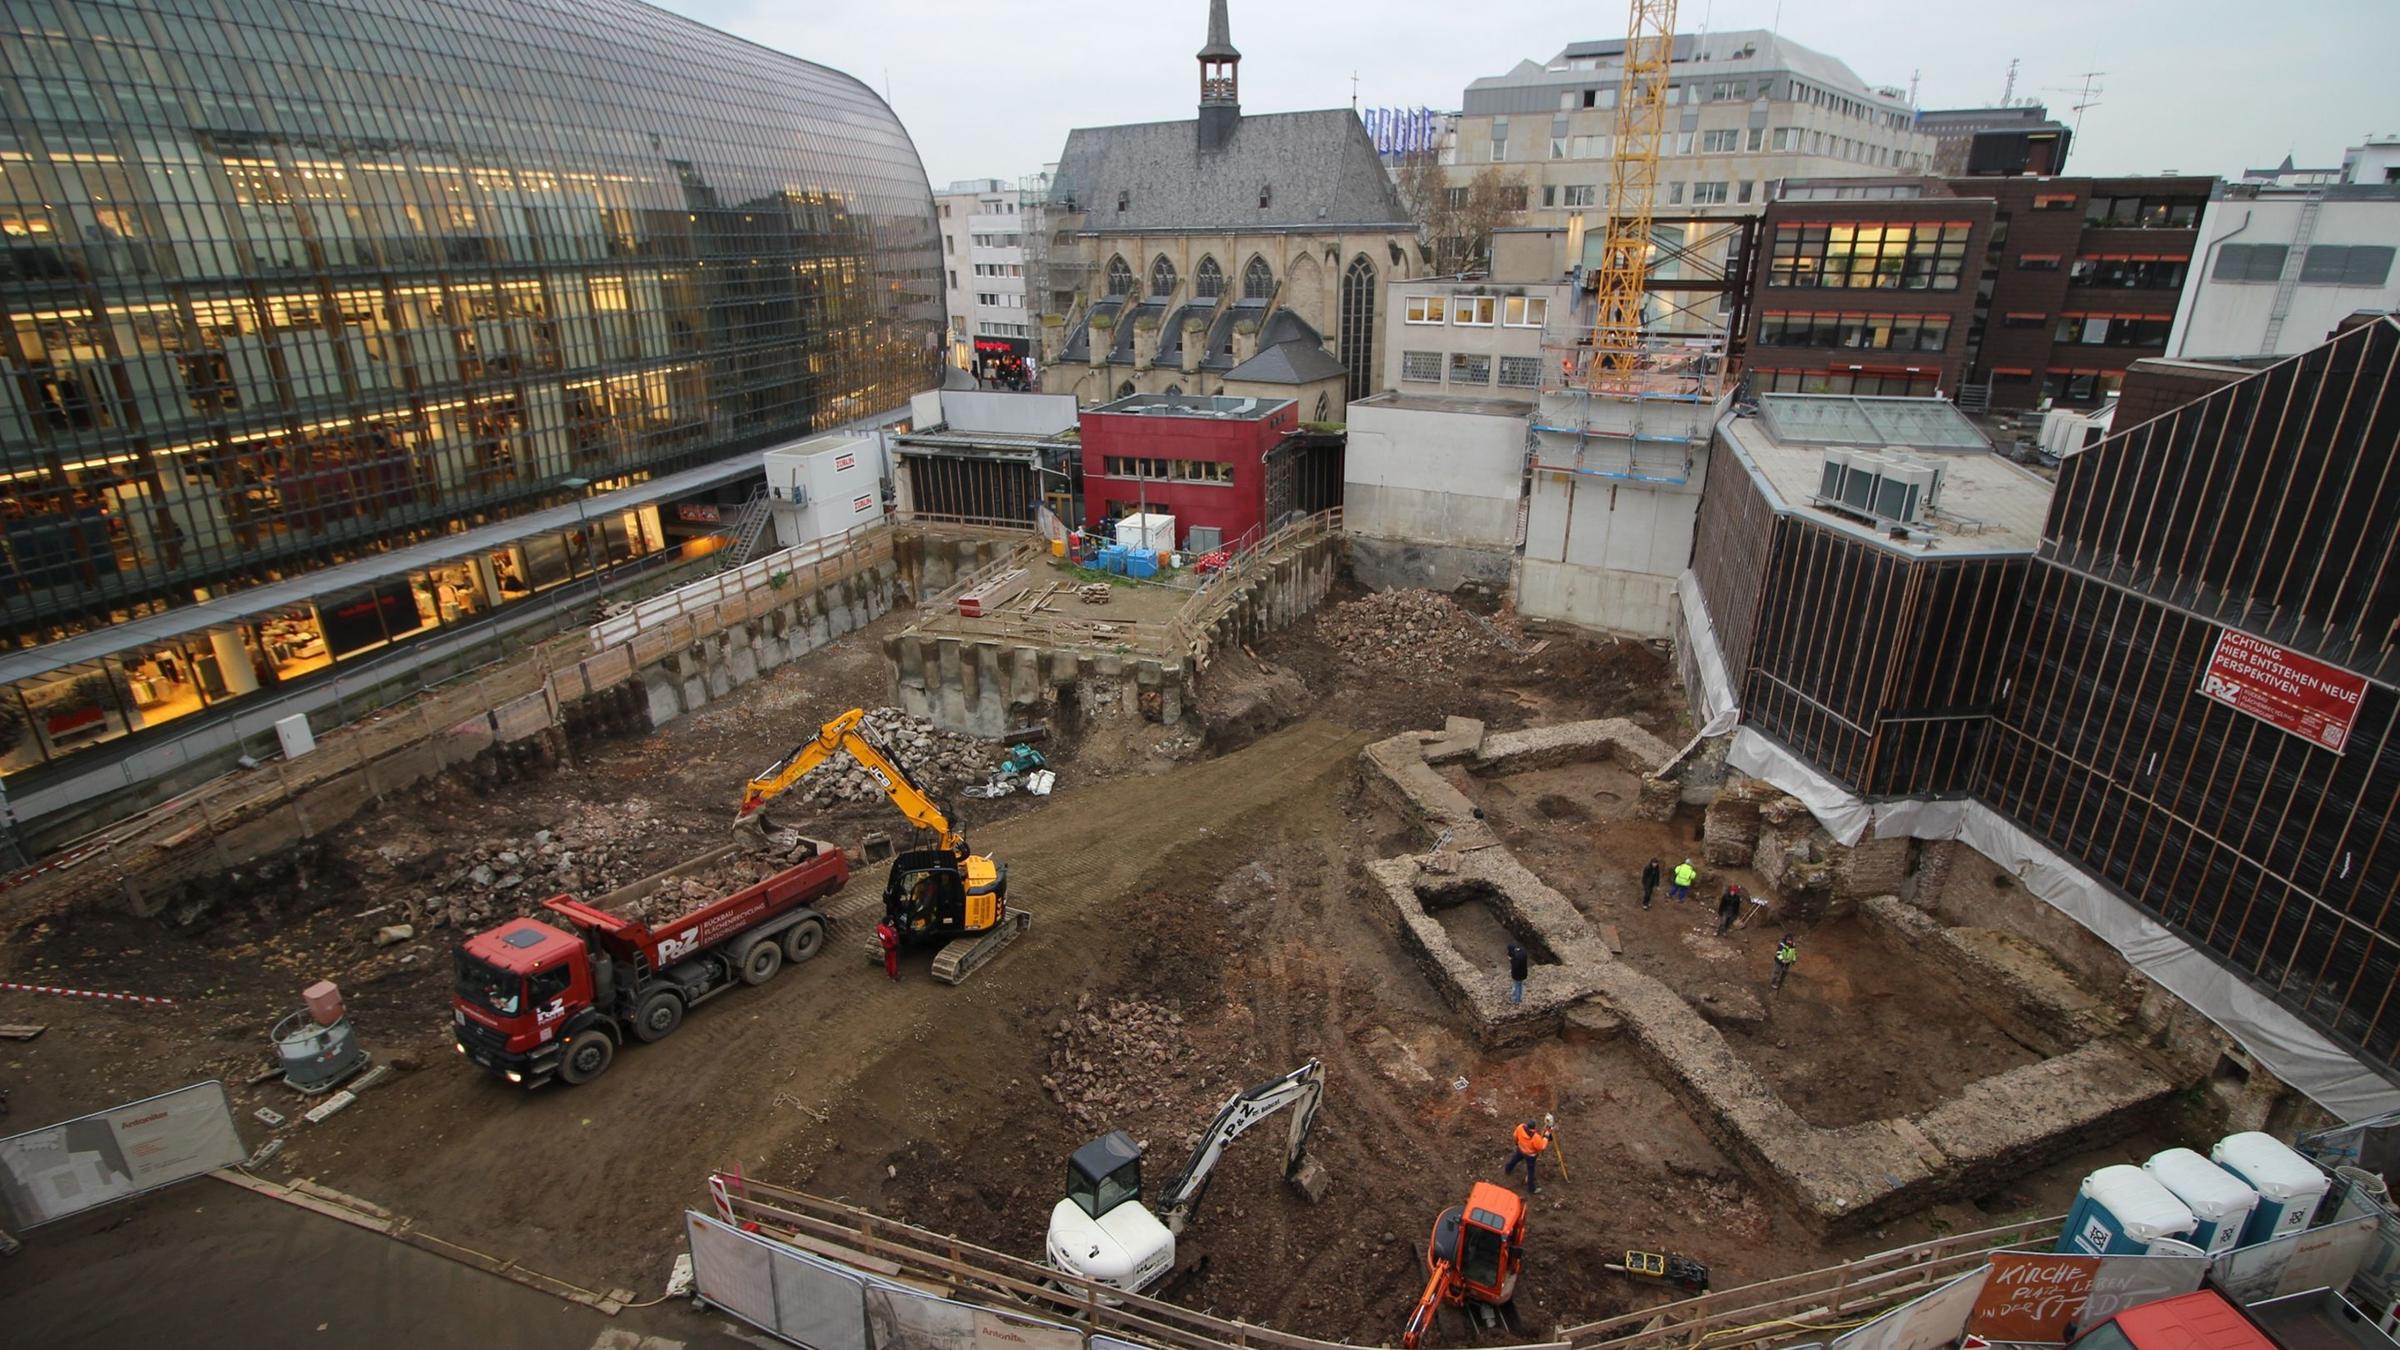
[0,1182,764,1350]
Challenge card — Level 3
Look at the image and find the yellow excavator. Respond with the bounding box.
[733,708,1027,984]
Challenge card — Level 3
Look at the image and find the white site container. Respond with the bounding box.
[275,713,317,760]
[2144,1147,2259,1255]
[2213,1131,2330,1247]
[1116,512,1176,553]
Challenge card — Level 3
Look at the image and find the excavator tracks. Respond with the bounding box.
[930,908,1033,985]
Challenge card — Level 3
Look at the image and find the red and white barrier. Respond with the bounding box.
[0,980,176,1006]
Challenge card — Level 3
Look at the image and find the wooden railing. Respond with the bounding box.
[585,519,895,650]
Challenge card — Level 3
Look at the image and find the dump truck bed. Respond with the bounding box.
[548,840,848,961]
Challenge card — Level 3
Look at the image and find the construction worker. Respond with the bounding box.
[1715,884,1745,936]
[1504,1118,1552,1194]
[1640,857,1661,910]
[1772,934,1798,991]
[1506,943,1528,1004]
[876,921,901,982]
[1670,858,1697,904]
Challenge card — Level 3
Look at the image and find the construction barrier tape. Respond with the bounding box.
[0,980,176,1006]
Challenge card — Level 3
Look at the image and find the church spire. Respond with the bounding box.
[1198,0,1240,151]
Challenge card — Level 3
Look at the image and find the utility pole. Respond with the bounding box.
[2000,58,2019,108]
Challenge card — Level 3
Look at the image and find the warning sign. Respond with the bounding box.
[2198,628,2369,753]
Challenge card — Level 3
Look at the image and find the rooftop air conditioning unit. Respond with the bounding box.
[1815,449,1943,528]
[1839,451,1885,514]
[1874,460,1939,524]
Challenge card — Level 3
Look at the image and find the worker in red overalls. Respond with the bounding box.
[875,922,900,981]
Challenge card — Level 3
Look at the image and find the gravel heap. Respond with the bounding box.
[1315,589,1528,674]
[780,707,997,808]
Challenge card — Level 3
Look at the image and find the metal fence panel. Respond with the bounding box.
[1832,1268,1990,1350]
[2211,1215,2381,1305]
[687,1212,781,1331]
[0,1080,246,1228]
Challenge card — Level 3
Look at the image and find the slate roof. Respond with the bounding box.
[1054,109,1412,234]
[1199,0,1238,59]
[1226,339,1345,385]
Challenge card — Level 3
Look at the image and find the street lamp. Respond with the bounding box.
[559,476,597,605]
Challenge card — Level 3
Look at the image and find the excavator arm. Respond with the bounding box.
[1402,1258,1455,1350]
[734,707,963,851]
[1154,1059,1324,1235]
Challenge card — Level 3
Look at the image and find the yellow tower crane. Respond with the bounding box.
[1587,0,1679,390]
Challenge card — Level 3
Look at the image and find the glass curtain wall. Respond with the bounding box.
[0,0,942,647]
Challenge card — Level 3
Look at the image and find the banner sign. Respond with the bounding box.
[1361,106,1440,157]
[1832,1268,1990,1350]
[1965,1249,2209,1344]
[676,503,723,524]
[0,1081,246,1228]
[2199,628,2368,753]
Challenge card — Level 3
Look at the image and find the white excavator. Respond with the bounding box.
[1045,1059,1329,1296]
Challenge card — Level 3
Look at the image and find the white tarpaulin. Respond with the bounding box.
[0,1080,246,1228]
[1677,570,2399,1121]
[2210,1215,2380,1305]
[1675,570,1740,738]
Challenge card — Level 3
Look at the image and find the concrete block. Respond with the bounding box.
[1636,775,1682,821]
[1702,793,1761,866]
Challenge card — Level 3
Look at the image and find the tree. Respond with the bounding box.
[1396,153,1526,274]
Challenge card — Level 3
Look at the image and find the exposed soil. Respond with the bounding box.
[0,588,2176,1345]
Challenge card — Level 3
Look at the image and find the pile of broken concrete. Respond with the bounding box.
[783,707,998,808]
[1040,992,1236,1151]
[1316,589,1528,674]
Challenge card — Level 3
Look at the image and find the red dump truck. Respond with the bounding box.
[452,839,849,1087]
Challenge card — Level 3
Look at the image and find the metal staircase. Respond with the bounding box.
[2260,192,2325,355]
[1954,378,1991,414]
[720,481,776,569]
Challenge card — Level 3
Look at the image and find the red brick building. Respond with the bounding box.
[1747,174,2215,412]
[1077,393,1300,551]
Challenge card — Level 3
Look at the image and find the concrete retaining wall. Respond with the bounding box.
[1346,535,1514,594]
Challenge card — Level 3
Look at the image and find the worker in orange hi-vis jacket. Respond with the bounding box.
[1503,1118,1552,1194]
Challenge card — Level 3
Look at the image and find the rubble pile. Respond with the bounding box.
[784,708,997,808]
[615,854,782,927]
[1041,993,1232,1146]
[1316,590,1527,674]
[405,798,682,931]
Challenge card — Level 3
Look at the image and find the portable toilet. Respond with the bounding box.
[2058,1164,2200,1256]
[2213,1132,2330,1246]
[2144,1148,2259,1255]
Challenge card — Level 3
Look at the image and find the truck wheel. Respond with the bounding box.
[631,989,684,1044]
[784,918,825,963]
[741,939,783,986]
[558,1030,614,1085]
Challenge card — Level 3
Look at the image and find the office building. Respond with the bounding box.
[0,0,941,788]
[936,178,1042,383]
[1043,1,1419,417]
[2169,140,2400,360]
[1744,174,2212,411]
[1914,105,2070,178]
[1079,393,1341,551]
[1448,29,1931,334]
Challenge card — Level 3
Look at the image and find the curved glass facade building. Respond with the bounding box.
[0,0,943,653]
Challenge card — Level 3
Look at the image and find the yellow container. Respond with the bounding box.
[1050,537,1067,558]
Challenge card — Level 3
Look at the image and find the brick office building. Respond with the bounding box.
[1748,175,2215,412]
[1743,179,1993,399]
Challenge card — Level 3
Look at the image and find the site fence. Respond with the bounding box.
[1553,1213,2063,1350]
[703,1171,1569,1350]
[587,519,896,651]
[0,520,901,913]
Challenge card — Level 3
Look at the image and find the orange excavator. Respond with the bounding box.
[1402,1182,1527,1349]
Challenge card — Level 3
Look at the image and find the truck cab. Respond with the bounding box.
[452,918,599,1086]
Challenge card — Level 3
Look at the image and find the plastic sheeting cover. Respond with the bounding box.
[1675,569,1740,739]
[1718,728,2400,1122]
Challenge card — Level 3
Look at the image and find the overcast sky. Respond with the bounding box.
[653,0,2398,188]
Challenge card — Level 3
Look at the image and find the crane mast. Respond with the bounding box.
[1587,0,1679,390]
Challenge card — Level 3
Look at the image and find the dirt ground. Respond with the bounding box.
[0,586,2178,1344]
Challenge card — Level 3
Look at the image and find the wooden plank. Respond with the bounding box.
[0,1025,47,1040]
[1600,924,1624,955]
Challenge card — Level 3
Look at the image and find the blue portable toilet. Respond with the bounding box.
[2212,1131,2330,1247]
[2057,1164,2199,1256]
[2143,1148,2258,1256]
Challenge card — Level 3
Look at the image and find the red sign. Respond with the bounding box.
[852,494,875,513]
[2199,628,2369,753]
[675,503,721,524]
[834,452,857,472]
